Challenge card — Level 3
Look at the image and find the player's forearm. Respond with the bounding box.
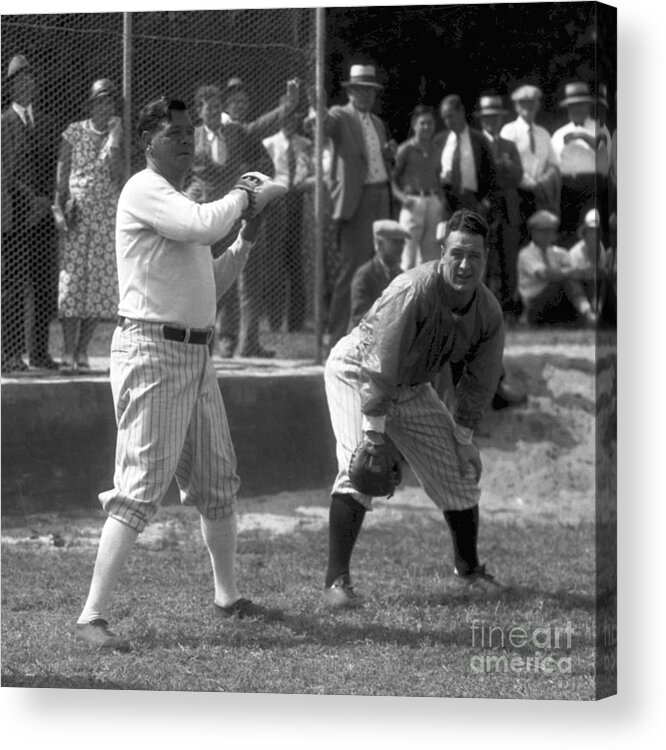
[153,188,248,245]
[213,232,253,300]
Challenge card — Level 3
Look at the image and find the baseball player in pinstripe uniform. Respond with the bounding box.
[323,209,505,608]
[75,97,284,651]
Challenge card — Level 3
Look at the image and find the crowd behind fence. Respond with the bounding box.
[1,8,616,376]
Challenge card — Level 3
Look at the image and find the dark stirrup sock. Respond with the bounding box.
[443,505,480,575]
[325,493,367,587]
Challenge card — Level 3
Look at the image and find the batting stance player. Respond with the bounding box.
[75,97,284,651]
[323,209,505,608]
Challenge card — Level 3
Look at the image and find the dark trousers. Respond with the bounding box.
[265,191,306,332]
[327,183,390,346]
[525,282,582,327]
[559,173,602,246]
[216,224,270,356]
[494,221,522,316]
[1,216,57,363]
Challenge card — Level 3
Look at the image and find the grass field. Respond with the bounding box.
[1,489,598,699]
[1,327,613,699]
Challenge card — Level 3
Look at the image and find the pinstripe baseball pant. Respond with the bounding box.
[324,335,481,512]
[99,319,239,533]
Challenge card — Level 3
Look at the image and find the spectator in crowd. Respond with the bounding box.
[309,63,395,349]
[568,208,614,320]
[222,76,299,139]
[349,219,409,328]
[52,78,123,373]
[390,104,444,270]
[500,84,560,244]
[517,209,595,328]
[597,83,616,235]
[186,83,279,358]
[262,103,312,332]
[1,54,59,372]
[551,81,607,245]
[435,94,497,222]
[474,94,523,322]
[601,211,617,328]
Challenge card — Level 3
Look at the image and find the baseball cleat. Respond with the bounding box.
[323,576,364,609]
[213,597,283,621]
[75,618,132,652]
[453,564,505,595]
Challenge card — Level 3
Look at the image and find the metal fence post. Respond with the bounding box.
[314,6,325,365]
[123,12,132,183]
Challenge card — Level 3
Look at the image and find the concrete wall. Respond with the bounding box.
[1,370,338,517]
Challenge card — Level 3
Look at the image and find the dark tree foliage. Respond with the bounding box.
[326,3,616,140]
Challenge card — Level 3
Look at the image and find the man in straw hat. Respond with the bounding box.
[1,54,59,372]
[551,81,607,245]
[308,63,395,348]
[474,93,523,322]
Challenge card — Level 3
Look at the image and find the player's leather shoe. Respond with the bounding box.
[323,576,364,609]
[75,618,132,652]
[453,564,504,595]
[213,597,283,621]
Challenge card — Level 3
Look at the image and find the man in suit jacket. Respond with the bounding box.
[434,95,497,222]
[1,54,59,372]
[312,64,395,347]
[474,94,524,320]
[349,220,409,328]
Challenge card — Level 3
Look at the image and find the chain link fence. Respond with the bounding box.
[2,9,325,372]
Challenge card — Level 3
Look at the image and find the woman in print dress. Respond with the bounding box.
[53,79,123,373]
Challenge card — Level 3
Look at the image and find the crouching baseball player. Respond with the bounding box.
[323,209,505,608]
[75,97,286,651]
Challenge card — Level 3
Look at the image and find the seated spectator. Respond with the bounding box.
[349,219,409,329]
[567,208,612,314]
[518,210,595,327]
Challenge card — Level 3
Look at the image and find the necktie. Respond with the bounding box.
[287,140,296,188]
[451,134,462,193]
[528,125,536,154]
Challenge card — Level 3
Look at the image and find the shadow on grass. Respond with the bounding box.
[1,671,148,690]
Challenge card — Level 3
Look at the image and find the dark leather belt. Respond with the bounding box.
[405,189,438,196]
[117,316,213,346]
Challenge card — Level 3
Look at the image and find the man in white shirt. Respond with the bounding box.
[551,81,606,245]
[500,85,560,245]
[434,94,496,221]
[518,209,595,327]
[74,96,286,652]
[262,107,313,331]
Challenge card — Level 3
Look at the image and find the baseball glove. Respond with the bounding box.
[348,435,402,498]
[233,172,287,220]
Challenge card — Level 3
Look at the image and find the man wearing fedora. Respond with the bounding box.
[311,63,395,348]
[500,84,560,246]
[551,81,607,245]
[1,54,59,372]
[475,94,523,322]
